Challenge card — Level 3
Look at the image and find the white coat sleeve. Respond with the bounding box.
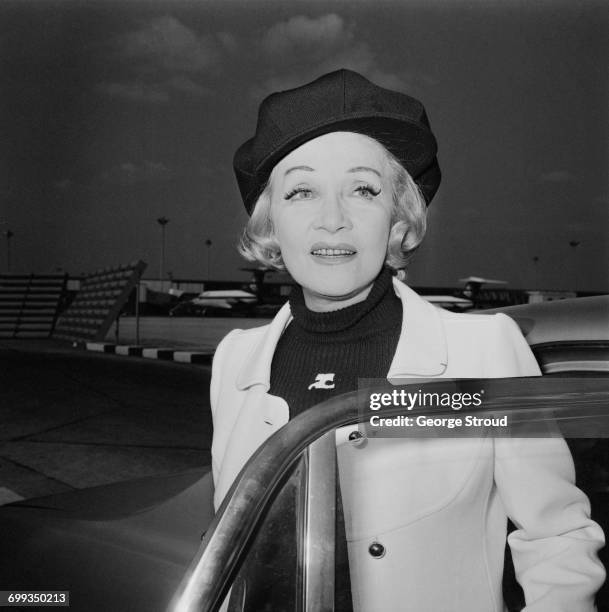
[210,329,241,491]
[491,314,606,611]
[496,436,605,611]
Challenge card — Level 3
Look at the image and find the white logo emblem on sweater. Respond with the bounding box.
[308,373,335,390]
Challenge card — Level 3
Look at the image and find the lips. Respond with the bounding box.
[310,242,357,257]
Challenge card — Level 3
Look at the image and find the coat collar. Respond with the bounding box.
[387,279,448,378]
[236,278,448,391]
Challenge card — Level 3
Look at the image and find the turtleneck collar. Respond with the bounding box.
[287,267,399,336]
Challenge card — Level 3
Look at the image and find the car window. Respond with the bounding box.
[224,433,340,612]
[226,457,306,611]
[532,340,609,375]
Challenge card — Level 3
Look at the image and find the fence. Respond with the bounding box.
[53,261,146,343]
[0,274,68,338]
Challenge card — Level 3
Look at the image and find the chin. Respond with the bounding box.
[305,279,371,300]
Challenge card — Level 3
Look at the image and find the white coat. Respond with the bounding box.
[210,278,605,611]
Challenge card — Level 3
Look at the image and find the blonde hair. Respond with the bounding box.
[238,140,427,280]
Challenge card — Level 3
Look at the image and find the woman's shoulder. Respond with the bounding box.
[210,324,275,398]
[438,307,510,323]
[438,308,524,335]
[215,323,272,354]
[397,280,522,334]
[438,308,529,346]
[439,309,540,376]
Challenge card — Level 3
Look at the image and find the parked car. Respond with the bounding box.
[1,296,608,611]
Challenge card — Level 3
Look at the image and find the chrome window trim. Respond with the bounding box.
[302,433,336,611]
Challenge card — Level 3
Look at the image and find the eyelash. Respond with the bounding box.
[284,186,312,200]
[355,184,381,198]
[283,184,381,200]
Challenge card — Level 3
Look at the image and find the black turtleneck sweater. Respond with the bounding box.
[269,267,403,416]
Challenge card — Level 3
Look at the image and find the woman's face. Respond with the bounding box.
[269,132,394,312]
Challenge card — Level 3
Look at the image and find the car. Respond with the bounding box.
[171,376,609,612]
[487,295,609,375]
[1,296,608,611]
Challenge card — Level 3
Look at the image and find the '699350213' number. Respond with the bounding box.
[1,591,69,607]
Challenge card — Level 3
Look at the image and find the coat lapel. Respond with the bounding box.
[214,386,289,507]
[388,279,448,378]
[214,303,293,505]
[236,301,292,395]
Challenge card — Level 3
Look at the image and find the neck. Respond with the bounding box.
[302,282,375,312]
[288,268,397,335]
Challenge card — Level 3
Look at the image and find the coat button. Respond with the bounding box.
[368,541,385,558]
[348,430,367,447]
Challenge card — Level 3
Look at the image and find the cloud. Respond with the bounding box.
[97,16,218,104]
[538,170,575,184]
[97,13,436,106]
[100,160,175,186]
[115,16,218,74]
[259,14,375,77]
[261,14,346,58]
[252,14,420,99]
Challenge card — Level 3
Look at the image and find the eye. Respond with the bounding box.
[284,186,314,201]
[354,183,381,199]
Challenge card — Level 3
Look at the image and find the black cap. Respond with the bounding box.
[234,69,441,214]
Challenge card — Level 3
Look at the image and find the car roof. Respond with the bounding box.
[487,295,609,346]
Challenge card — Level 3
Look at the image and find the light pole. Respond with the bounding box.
[5,230,13,273]
[157,217,170,292]
[205,239,212,280]
[569,240,580,293]
[532,255,540,290]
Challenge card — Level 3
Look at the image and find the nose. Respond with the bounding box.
[313,192,352,233]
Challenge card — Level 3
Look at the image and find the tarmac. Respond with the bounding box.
[0,316,269,505]
[106,315,268,351]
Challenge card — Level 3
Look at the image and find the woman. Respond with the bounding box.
[210,69,605,611]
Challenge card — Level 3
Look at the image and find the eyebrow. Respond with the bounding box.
[283,165,382,177]
[284,165,314,176]
[348,166,381,177]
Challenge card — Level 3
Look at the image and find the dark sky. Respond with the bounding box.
[2,0,608,291]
